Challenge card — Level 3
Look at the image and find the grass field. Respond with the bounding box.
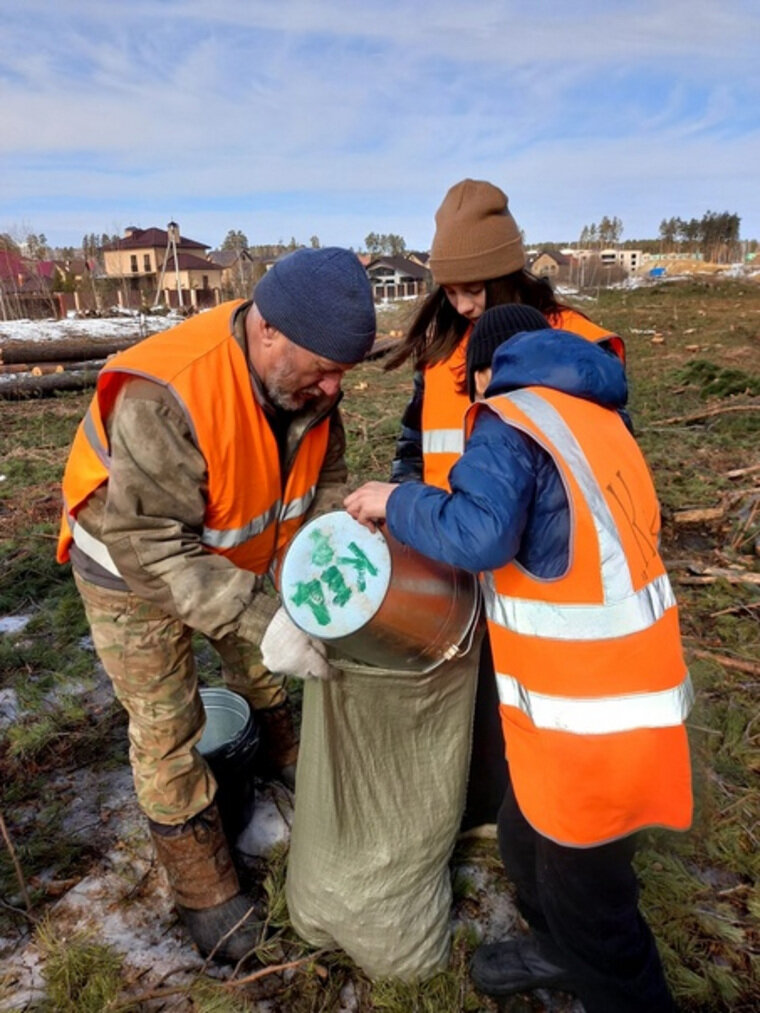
[1,278,758,1011]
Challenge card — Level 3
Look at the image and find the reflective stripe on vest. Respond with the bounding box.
[420,327,470,490]
[480,390,683,660]
[71,520,121,577]
[421,428,464,457]
[495,668,694,735]
[57,302,331,575]
[200,484,317,550]
[481,388,679,640]
[202,500,281,551]
[472,387,692,844]
[280,485,317,523]
[82,408,110,468]
[482,570,676,640]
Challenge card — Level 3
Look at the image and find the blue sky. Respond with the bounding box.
[2,1,759,253]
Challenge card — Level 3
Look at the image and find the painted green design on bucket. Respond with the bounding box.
[290,578,331,626]
[337,541,379,592]
[289,530,380,627]
[321,565,352,607]
[309,529,335,567]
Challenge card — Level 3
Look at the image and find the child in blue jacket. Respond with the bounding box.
[345,304,690,1013]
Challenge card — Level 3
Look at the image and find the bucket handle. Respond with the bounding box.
[440,584,483,662]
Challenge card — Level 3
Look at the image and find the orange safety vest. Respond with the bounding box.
[464,387,693,847]
[57,301,331,577]
[421,308,624,490]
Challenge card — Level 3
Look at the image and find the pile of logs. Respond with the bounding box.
[0,336,140,399]
[0,329,402,399]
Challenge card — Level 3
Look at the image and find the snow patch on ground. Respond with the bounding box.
[0,782,294,1012]
[1,839,206,1011]
[452,862,519,944]
[0,314,178,344]
[0,616,33,636]
[0,689,22,731]
[0,773,551,1011]
[0,626,575,1009]
[236,788,293,857]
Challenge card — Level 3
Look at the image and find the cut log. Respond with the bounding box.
[31,364,65,376]
[0,358,108,377]
[725,464,760,479]
[689,649,760,677]
[0,370,99,399]
[676,567,760,587]
[673,507,725,525]
[655,402,760,426]
[0,362,32,374]
[701,567,760,586]
[0,336,141,364]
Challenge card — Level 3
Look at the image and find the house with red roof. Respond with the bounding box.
[102,222,224,310]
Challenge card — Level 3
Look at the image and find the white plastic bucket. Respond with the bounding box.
[198,687,259,839]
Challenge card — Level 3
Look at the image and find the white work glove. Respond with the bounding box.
[260,607,333,681]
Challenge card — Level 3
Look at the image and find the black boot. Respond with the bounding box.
[471,933,575,998]
[176,893,263,962]
[149,803,264,963]
[255,701,298,789]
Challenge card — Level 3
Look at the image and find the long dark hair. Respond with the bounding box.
[385,268,570,371]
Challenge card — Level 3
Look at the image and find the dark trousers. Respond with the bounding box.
[461,632,508,830]
[498,778,676,1013]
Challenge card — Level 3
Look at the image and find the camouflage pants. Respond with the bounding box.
[74,573,286,825]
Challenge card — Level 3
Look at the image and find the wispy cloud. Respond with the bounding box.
[1,1,758,248]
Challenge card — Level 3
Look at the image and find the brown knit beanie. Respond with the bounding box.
[428,179,526,285]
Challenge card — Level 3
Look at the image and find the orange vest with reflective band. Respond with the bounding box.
[421,308,624,490]
[464,387,693,847]
[57,301,330,577]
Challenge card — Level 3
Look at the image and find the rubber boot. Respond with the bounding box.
[149,803,264,963]
[471,933,575,998]
[255,701,299,789]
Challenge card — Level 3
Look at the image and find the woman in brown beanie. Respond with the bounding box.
[386,179,625,833]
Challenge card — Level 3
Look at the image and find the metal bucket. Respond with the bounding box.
[198,687,259,840]
[280,510,479,673]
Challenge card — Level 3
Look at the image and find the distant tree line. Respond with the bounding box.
[217,229,409,259]
[82,232,121,265]
[364,233,407,257]
[4,208,755,275]
[657,211,742,263]
[579,216,624,248]
[533,209,753,264]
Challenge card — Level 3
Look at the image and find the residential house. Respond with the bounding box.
[157,252,225,309]
[366,256,430,302]
[599,248,644,273]
[530,250,571,280]
[407,251,430,269]
[560,247,595,263]
[102,222,223,309]
[0,250,62,319]
[207,248,258,298]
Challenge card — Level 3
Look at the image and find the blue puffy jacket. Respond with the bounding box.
[386,328,629,578]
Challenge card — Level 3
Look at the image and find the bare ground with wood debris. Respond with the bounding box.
[1,280,758,1011]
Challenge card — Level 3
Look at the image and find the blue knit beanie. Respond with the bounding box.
[466,304,548,399]
[253,247,376,364]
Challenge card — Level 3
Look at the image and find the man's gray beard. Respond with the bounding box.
[265,381,302,411]
[265,355,303,411]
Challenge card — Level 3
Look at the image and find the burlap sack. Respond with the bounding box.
[285,632,482,981]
